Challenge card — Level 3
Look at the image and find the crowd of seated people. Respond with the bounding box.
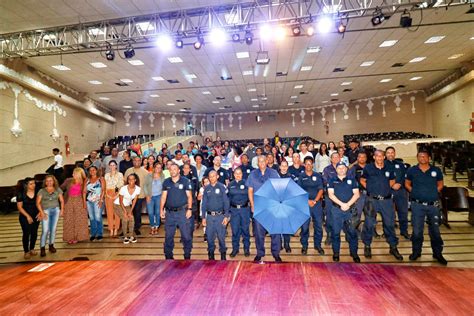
[344,131,434,143]
[13,131,448,266]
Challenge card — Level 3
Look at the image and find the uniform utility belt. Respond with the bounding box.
[410,199,440,207]
[231,203,249,209]
[207,210,224,216]
[368,194,392,200]
[167,205,187,212]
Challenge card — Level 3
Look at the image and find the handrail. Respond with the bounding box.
[0,154,53,171]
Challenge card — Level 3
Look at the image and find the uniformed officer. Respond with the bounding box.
[288,153,304,181]
[204,156,230,186]
[346,139,360,165]
[327,162,361,263]
[348,151,368,231]
[385,146,410,239]
[240,154,254,180]
[360,150,403,260]
[322,152,341,246]
[247,155,282,263]
[279,160,293,253]
[160,164,193,260]
[201,170,230,260]
[182,163,199,235]
[297,156,325,255]
[405,150,447,265]
[228,168,251,257]
[266,153,279,171]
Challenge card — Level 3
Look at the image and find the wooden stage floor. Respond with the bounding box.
[1,260,473,315]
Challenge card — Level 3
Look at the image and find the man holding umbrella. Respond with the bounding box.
[247,156,281,263]
[327,162,361,263]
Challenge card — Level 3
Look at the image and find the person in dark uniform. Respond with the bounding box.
[160,164,193,260]
[346,140,360,165]
[385,146,410,239]
[201,170,230,260]
[322,152,341,246]
[327,162,361,262]
[278,160,293,252]
[204,156,230,186]
[240,154,254,180]
[228,168,251,257]
[182,163,199,235]
[405,150,447,265]
[266,153,279,171]
[360,150,403,261]
[247,156,281,263]
[297,157,325,255]
[348,151,368,232]
[288,153,304,181]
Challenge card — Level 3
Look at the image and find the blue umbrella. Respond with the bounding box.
[253,178,310,234]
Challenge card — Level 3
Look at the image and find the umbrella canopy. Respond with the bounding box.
[253,178,310,234]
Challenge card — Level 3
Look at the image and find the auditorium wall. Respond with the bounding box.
[430,80,474,142]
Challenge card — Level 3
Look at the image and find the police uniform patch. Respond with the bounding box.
[395,164,400,169]
[178,184,184,189]
[247,169,250,173]
[431,171,437,177]
[347,179,352,185]
[215,188,220,194]
[220,172,224,176]
[385,171,390,177]
[312,176,317,181]
[240,185,245,189]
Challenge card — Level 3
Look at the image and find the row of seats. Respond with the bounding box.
[221,137,320,148]
[104,134,156,148]
[344,131,434,142]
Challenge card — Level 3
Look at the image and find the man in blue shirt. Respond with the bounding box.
[246,156,281,263]
[360,150,403,261]
[228,168,251,258]
[204,156,230,186]
[160,164,193,260]
[297,157,324,255]
[385,146,410,240]
[322,152,341,246]
[327,162,361,263]
[288,153,304,181]
[201,170,230,260]
[240,154,254,180]
[405,150,447,265]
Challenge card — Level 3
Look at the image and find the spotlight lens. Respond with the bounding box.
[194,41,202,50]
[209,28,227,45]
[337,23,346,33]
[156,34,173,51]
[318,16,333,33]
[232,33,240,42]
[175,40,183,48]
[307,26,315,36]
[275,25,287,41]
[245,32,253,45]
[292,26,301,36]
[259,24,272,41]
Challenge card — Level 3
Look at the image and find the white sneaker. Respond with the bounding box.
[129,237,138,243]
[123,237,130,245]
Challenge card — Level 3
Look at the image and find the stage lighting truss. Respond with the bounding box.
[0,0,468,58]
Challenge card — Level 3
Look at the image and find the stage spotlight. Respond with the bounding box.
[105,44,115,61]
[156,34,173,51]
[194,34,204,50]
[292,26,301,36]
[124,45,135,59]
[259,24,272,41]
[306,25,315,36]
[232,33,241,42]
[175,39,184,48]
[317,16,333,34]
[245,31,253,45]
[400,10,412,28]
[371,7,386,26]
[256,51,270,65]
[337,21,346,34]
[275,25,287,41]
[209,28,227,45]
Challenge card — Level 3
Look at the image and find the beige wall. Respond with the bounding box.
[430,81,474,142]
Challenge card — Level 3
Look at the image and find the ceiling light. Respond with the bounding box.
[218,107,226,110]
[337,21,346,34]
[301,66,312,72]
[400,10,412,28]
[470,37,474,40]
[99,97,110,100]
[88,80,102,85]
[105,44,115,61]
[166,103,175,106]
[318,16,333,33]
[248,88,256,92]
[212,101,220,104]
[185,74,197,79]
[245,31,253,45]
[380,78,392,83]
[136,22,155,31]
[90,62,107,68]
[123,105,132,109]
[290,96,297,99]
[251,98,258,101]
[243,70,253,76]
[194,33,204,49]
[379,40,398,47]
[425,36,445,44]
[330,93,339,96]
[88,28,104,36]
[371,7,386,26]
[150,94,160,98]
[341,81,352,85]
[360,61,375,67]
[51,65,70,71]
[120,79,133,83]
[236,51,249,59]
[202,91,211,95]
[448,54,464,60]
[128,60,144,66]
[287,102,294,106]
[252,105,260,108]
[175,39,184,48]
[256,51,270,65]
[123,45,135,59]
[156,34,173,51]
[275,25,287,41]
[168,57,183,63]
[292,26,301,36]
[152,76,165,81]
[294,85,304,89]
[409,57,426,63]
[389,88,399,92]
[43,34,56,40]
[306,25,315,36]
[259,24,272,40]
[322,101,328,104]
[232,33,241,42]
[410,76,422,81]
[209,28,227,45]
[307,46,321,53]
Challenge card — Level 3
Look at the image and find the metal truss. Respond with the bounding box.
[0,0,470,58]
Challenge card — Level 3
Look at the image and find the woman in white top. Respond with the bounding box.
[328,141,337,157]
[284,147,295,166]
[104,160,124,237]
[315,143,331,173]
[114,174,141,244]
[193,154,207,182]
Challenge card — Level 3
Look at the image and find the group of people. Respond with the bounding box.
[17,133,447,265]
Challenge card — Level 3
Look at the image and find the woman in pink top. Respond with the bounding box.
[61,168,89,244]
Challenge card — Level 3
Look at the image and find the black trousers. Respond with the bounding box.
[133,198,145,231]
[19,216,40,253]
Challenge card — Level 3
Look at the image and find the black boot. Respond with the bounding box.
[390,246,403,261]
[315,246,325,255]
[208,251,215,260]
[401,232,411,240]
[332,253,340,262]
[301,247,308,255]
[244,249,250,257]
[40,247,46,257]
[284,243,291,253]
[351,252,361,263]
[364,245,372,258]
[433,254,448,265]
[221,252,226,261]
[230,250,239,258]
[409,253,421,261]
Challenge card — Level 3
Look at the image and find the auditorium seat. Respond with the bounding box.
[0,186,17,214]
[63,164,76,179]
[33,173,49,182]
[441,187,472,228]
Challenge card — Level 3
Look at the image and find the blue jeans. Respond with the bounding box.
[392,188,409,234]
[206,214,227,254]
[411,202,444,256]
[87,201,103,237]
[300,202,323,248]
[362,198,398,247]
[230,207,251,251]
[147,195,161,228]
[40,207,60,247]
[331,206,358,255]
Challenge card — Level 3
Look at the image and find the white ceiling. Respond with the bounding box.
[2,1,474,114]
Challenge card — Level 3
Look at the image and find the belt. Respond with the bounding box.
[231,203,249,209]
[166,205,187,212]
[368,194,392,200]
[410,199,440,207]
[207,210,224,216]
